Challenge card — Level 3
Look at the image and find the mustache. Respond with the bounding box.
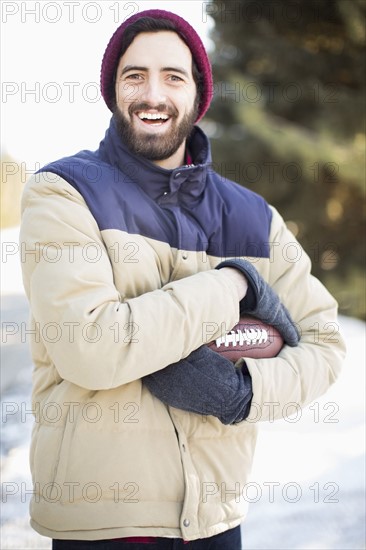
[128,102,178,118]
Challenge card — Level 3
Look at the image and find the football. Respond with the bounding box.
[207,315,284,362]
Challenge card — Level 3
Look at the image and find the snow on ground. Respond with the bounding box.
[242,312,365,549]
[1,227,365,549]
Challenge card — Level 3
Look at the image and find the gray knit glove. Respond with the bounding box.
[216,259,300,347]
[143,346,253,425]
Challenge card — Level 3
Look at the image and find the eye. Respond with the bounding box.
[125,73,143,81]
[168,74,184,83]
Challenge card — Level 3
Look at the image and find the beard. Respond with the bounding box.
[113,100,198,162]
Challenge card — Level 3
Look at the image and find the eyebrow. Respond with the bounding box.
[163,67,190,78]
[120,65,190,78]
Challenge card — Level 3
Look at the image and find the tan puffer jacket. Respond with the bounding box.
[19,166,345,541]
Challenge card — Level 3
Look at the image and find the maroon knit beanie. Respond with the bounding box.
[100,9,213,122]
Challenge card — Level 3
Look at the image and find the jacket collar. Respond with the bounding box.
[98,116,211,206]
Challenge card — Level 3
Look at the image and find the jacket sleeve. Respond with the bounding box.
[19,172,240,390]
[243,207,346,422]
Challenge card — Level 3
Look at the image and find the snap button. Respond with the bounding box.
[163,191,168,196]
[182,252,188,260]
[183,519,190,527]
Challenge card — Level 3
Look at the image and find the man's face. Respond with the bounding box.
[114,31,198,163]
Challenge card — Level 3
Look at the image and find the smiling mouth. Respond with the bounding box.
[136,111,171,126]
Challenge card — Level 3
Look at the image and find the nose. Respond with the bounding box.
[139,75,166,106]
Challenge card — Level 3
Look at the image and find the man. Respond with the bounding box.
[20,9,345,550]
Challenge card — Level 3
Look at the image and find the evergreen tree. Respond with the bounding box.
[204,0,366,319]
[1,154,24,228]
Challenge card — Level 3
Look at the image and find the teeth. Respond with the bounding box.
[138,112,169,120]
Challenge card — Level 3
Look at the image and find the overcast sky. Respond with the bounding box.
[1,1,214,167]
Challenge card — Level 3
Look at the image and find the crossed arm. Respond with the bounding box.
[143,258,301,424]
